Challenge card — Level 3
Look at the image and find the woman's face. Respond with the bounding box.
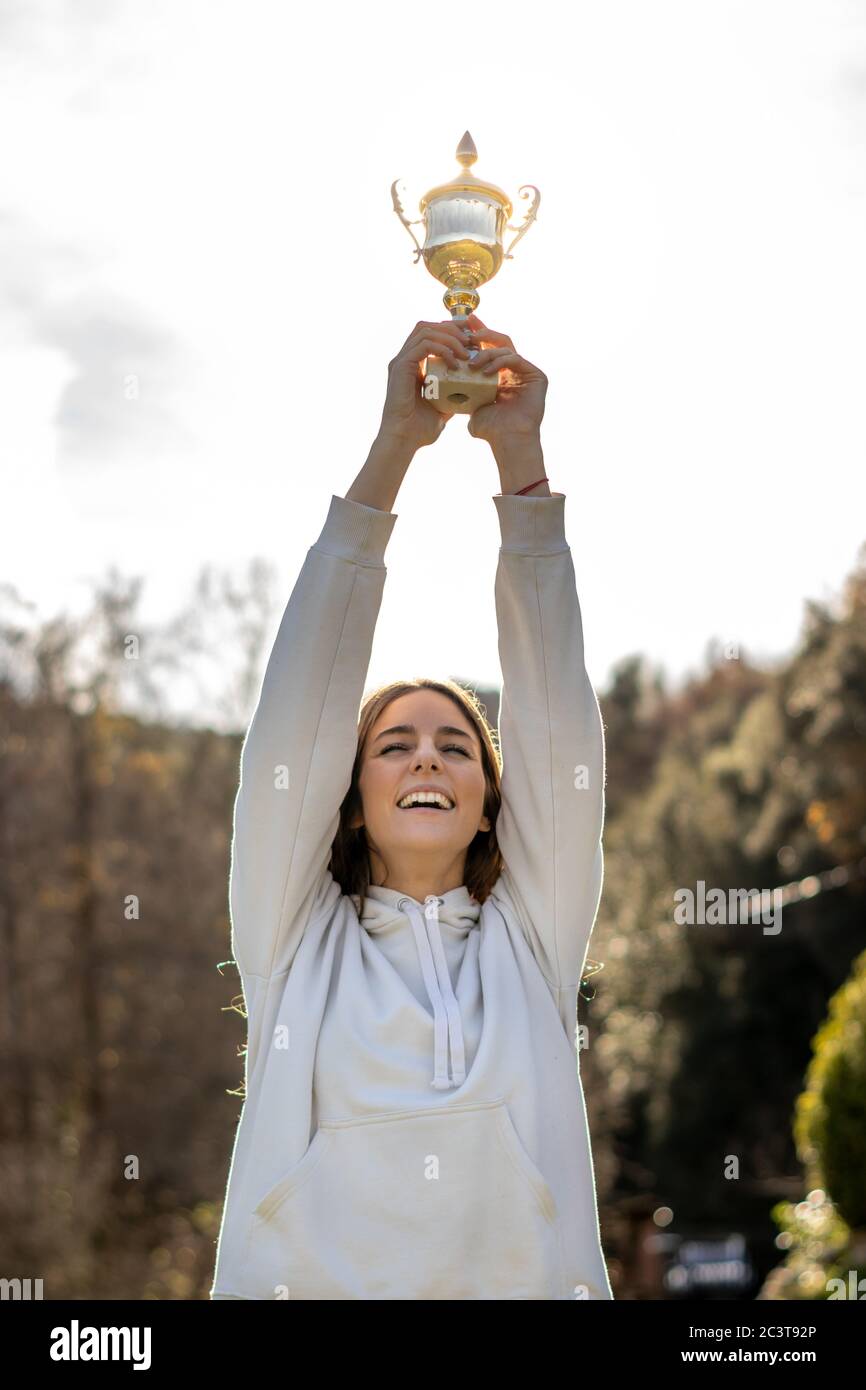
[351,689,492,889]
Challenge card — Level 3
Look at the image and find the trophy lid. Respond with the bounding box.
[419,132,513,218]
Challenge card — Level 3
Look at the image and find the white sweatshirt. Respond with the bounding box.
[209,489,613,1301]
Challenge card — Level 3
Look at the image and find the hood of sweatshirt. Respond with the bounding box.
[350,886,482,1092]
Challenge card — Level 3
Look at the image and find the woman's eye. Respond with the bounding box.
[380,742,469,756]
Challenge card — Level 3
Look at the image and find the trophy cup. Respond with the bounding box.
[391,131,540,414]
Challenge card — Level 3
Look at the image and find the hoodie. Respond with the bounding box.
[209,489,613,1301]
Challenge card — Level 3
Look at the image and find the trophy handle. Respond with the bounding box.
[390,179,425,263]
[503,184,541,259]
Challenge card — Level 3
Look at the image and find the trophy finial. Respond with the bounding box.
[456,131,478,169]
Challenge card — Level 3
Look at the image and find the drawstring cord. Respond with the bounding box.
[399,895,467,1090]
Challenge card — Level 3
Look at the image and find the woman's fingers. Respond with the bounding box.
[395,332,470,370]
[414,324,475,364]
[463,316,514,350]
[468,347,529,375]
[419,337,471,368]
[472,330,513,345]
[403,319,472,354]
[392,318,528,376]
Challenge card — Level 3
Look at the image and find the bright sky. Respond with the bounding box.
[2,0,864,727]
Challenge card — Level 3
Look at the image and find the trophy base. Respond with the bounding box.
[422,354,498,415]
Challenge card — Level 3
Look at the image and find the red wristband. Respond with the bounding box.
[513,476,549,496]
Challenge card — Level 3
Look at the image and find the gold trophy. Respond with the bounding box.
[391,131,540,414]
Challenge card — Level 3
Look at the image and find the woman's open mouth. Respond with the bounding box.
[396,792,455,813]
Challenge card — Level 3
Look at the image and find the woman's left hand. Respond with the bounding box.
[462,316,548,447]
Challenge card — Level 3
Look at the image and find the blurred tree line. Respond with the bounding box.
[583,549,866,1296]
[0,545,864,1299]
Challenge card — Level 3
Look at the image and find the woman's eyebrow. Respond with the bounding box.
[372,724,473,742]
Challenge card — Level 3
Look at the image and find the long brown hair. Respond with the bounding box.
[329,678,503,916]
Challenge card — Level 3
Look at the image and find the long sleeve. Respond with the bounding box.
[491,491,605,991]
[228,493,397,980]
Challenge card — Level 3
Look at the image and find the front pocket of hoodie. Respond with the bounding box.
[242,1098,564,1299]
[253,1127,333,1223]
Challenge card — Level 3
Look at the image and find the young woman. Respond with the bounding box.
[209,317,614,1300]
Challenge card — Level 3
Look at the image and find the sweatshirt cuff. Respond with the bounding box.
[492,491,568,554]
[312,494,398,566]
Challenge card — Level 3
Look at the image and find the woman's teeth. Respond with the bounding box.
[397,792,454,810]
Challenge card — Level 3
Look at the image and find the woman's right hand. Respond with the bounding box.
[378,320,473,451]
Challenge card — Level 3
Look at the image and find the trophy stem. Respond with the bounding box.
[443,287,480,319]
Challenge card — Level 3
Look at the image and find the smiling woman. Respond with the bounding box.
[333,681,502,915]
[209,319,613,1301]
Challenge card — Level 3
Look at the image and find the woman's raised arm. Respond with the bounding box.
[466,321,606,997]
[491,488,606,994]
[229,489,397,981]
[346,318,472,509]
[228,322,468,980]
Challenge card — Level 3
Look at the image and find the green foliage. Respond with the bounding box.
[794,948,866,1229]
[760,1190,853,1300]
